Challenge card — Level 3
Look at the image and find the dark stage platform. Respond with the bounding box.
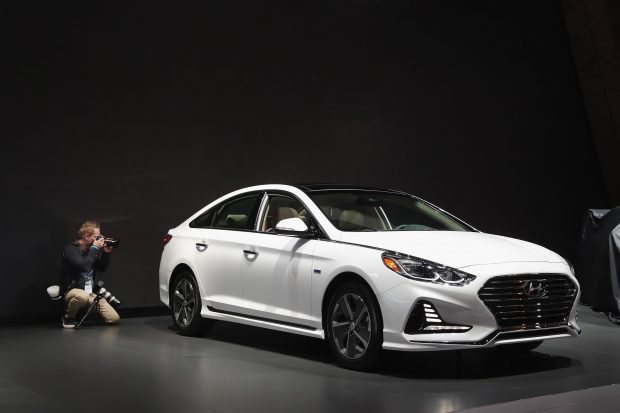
[1,304,620,413]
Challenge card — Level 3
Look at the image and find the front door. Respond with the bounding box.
[239,193,317,327]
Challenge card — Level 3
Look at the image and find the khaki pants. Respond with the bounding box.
[64,288,120,324]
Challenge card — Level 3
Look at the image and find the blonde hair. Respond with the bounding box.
[78,221,100,239]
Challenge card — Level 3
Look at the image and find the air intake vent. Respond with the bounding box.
[478,274,577,330]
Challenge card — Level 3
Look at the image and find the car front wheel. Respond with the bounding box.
[171,270,212,336]
[325,281,383,371]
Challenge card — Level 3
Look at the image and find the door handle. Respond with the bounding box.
[195,243,208,252]
[243,249,259,257]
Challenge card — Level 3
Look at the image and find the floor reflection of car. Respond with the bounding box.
[159,184,580,370]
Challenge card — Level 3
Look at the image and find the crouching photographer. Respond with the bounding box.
[59,221,121,328]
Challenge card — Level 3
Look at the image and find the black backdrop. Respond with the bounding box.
[2,1,609,322]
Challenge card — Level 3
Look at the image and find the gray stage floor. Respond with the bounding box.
[1,304,620,413]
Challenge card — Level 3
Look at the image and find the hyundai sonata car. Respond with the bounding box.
[159,184,580,370]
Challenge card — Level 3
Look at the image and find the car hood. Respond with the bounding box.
[338,231,564,269]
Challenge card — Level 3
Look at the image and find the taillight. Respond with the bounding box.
[163,234,172,246]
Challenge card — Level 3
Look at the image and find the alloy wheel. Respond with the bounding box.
[173,278,196,328]
[330,293,371,359]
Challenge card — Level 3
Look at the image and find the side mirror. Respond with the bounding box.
[275,218,315,238]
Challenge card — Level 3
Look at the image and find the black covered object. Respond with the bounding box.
[576,208,620,313]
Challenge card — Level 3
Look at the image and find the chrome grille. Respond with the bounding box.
[478,274,577,330]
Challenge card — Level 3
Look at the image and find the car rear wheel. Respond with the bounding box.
[171,270,212,336]
[325,281,382,371]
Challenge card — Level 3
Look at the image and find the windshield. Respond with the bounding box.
[308,191,470,232]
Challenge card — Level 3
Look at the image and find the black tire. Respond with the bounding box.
[325,281,383,371]
[170,270,212,336]
[496,340,543,353]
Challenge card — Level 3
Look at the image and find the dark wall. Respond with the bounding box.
[2,1,608,321]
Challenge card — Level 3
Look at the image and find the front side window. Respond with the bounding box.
[308,191,470,232]
[210,193,262,230]
[259,194,310,232]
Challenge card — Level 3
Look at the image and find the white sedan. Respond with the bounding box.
[159,184,580,370]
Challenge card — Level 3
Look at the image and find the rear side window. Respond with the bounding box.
[189,210,215,228]
[211,193,262,230]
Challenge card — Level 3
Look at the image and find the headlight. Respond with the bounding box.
[382,252,475,286]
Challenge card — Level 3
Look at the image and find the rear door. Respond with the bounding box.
[190,192,263,314]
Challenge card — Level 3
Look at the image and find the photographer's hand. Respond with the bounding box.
[93,237,105,249]
[103,245,113,253]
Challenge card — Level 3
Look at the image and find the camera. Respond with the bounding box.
[94,280,121,308]
[95,235,120,248]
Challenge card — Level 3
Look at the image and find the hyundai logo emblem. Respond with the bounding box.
[523,280,547,298]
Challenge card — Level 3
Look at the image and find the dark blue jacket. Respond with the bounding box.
[60,241,110,293]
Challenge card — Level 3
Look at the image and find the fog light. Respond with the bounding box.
[404,301,472,334]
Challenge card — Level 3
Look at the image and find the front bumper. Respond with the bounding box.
[379,261,581,351]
